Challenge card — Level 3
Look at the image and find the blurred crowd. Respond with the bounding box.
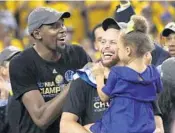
[0,1,175,61]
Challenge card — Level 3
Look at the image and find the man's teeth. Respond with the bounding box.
[103,53,113,59]
[59,39,65,41]
[103,53,113,56]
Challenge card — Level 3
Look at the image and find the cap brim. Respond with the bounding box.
[60,12,71,19]
[102,18,121,31]
[44,11,71,25]
[162,28,175,37]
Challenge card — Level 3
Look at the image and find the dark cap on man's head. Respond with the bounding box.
[102,18,127,31]
[0,46,20,65]
[162,22,175,37]
[28,7,71,34]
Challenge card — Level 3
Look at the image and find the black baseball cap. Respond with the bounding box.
[28,7,71,34]
[162,22,175,37]
[102,18,127,31]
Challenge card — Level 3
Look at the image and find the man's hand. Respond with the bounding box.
[154,116,164,133]
[104,67,110,79]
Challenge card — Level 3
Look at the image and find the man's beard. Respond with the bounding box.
[101,56,120,68]
[56,45,66,58]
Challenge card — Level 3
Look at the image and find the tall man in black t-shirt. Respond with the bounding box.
[9,7,91,133]
[60,18,164,133]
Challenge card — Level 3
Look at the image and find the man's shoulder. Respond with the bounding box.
[154,44,169,56]
[11,47,34,63]
[10,47,35,70]
[66,45,85,54]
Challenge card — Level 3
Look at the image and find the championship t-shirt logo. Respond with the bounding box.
[65,70,74,82]
[55,74,64,86]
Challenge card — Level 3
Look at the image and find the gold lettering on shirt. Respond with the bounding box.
[44,82,55,87]
[94,102,109,109]
[40,87,61,95]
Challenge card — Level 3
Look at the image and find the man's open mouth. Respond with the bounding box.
[103,52,114,59]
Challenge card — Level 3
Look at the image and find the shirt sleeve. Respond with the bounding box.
[9,57,37,100]
[102,68,118,96]
[63,78,87,117]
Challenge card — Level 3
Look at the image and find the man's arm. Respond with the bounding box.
[60,112,88,133]
[154,116,164,133]
[22,84,69,129]
[10,58,70,129]
[153,100,164,133]
[60,78,89,133]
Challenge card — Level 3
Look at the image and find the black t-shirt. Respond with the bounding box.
[63,78,109,125]
[9,45,91,133]
[63,78,162,125]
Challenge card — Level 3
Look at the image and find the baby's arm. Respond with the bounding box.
[96,75,110,102]
[96,69,118,102]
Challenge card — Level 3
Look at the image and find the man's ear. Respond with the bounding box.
[32,29,42,40]
[126,46,132,56]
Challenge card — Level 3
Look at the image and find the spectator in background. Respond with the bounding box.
[157,22,175,73]
[158,57,175,133]
[0,22,8,51]
[22,27,34,48]
[0,11,18,36]
[90,24,104,61]
[0,46,20,133]
[0,18,23,51]
[162,22,175,57]
[81,23,106,61]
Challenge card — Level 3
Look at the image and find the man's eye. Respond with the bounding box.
[97,39,101,42]
[101,40,106,44]
[111,41,117,44]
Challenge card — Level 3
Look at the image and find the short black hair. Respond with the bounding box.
[91,23,102,43]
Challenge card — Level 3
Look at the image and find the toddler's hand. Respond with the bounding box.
[92,62,105,77]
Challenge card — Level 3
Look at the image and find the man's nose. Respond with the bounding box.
[58,26,67,35]
[104,42,110,48]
